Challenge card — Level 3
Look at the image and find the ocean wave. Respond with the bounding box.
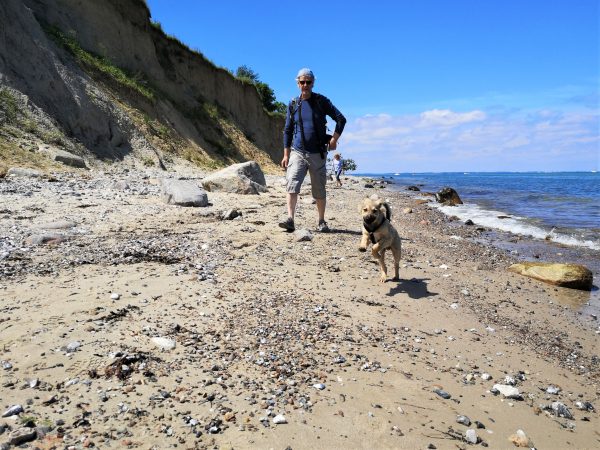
[431,202,600,251]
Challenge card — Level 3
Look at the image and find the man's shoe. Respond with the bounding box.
[278,217,295,232]
[317,220,330,233]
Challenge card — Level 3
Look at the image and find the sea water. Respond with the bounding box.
[357,172,600,312]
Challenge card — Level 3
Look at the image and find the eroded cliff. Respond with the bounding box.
[0,0,283,173]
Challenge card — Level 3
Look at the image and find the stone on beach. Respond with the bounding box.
[435,187,463,206]
[456,415,471,426]
[2,404,23,417]
[6,167,43,178]
[294,229,313,242]
[38,144,87,168]
[25,233,67,246]
[433,388,451,399]
[161,179,209,207]
[272,414,287,424]
[6,427,37,446]
[465,429,478,444]
[201,161,267,195]
[508,262,593,291]
[151,337,176,350]
[509,429,532,447]
[33,220,75,230]
[492,384,521,399]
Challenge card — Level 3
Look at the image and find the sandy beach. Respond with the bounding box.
[0,165,598,449]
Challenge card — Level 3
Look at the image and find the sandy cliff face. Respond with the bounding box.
[0,0,282,171]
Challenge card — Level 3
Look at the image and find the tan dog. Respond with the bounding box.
[358,196,402,282]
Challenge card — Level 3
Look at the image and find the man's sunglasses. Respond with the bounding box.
[298,80,313,85]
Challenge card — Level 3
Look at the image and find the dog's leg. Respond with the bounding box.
[376,248,388,282]
[358,232,369,252]
[391,243,401,281]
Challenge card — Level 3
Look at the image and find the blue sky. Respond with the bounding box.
[146,0,599,172]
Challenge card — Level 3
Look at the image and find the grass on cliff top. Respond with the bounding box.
[45,26,155,101]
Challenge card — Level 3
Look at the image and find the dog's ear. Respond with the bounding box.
[359,198,368,213]
[382,202,392,220]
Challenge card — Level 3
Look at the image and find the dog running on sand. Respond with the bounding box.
[358,196,402,282]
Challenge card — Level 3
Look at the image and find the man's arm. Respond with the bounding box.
[282,101,294,168]
[323,96,346,150]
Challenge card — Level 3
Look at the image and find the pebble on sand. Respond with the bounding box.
[273,414,287,424]
[151,337,177,350]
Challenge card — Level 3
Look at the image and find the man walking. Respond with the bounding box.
[279,68,346,232]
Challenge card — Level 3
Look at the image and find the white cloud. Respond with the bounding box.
[341,108,599,172]
[419,109,486,127]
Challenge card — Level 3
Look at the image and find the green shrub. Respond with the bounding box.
[45,26,155,101]
[235,65,285,115]
[41,130,65,146]
[150,20,163,32]
[0,88,19,125]
[21,119,38,133]
[141,155,155,166]
[342,158,357,172]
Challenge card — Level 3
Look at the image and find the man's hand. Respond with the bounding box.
[281,148,290,169]
[328,136,338,150]
[329,133,340,150]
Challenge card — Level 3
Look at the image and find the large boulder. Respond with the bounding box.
[201,161,267,195]
[436,187,463,206]
[6,167,43,178]
[161,179,209,207]
[508,262,593,291]
[39,145,87,168]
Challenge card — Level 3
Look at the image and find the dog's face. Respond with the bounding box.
[360,197,386,225]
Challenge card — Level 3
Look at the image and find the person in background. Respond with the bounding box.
[279,68,346,233]
[332,153,343,187]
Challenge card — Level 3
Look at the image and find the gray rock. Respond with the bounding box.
[6,167,42,178]
[2,404,23,417]
[161,179,209,207]
[492,384,521,399]
[294,229,313,242]
[546,385,560,395]
[112,180,130,190]
[221,209,242,220]
[25,233,67,246]
[272,414,287,424]
[201,161,267,195]
[151,337,176,350]
[433,388,451,399]
[575,401,595,412]
[7,427,37,446]
[456,415,471,426]
[39,145,87,168]
[66,341,82,352]
[551,402,574,419]
[465,429,478,444]
[435,187,463,205]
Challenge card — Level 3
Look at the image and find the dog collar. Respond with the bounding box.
[364,218,387,244]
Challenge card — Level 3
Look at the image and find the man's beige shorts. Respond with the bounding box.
[286,149,327,199]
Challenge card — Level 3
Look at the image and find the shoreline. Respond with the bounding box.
[372,175,600,317]
[0,168,598,449]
